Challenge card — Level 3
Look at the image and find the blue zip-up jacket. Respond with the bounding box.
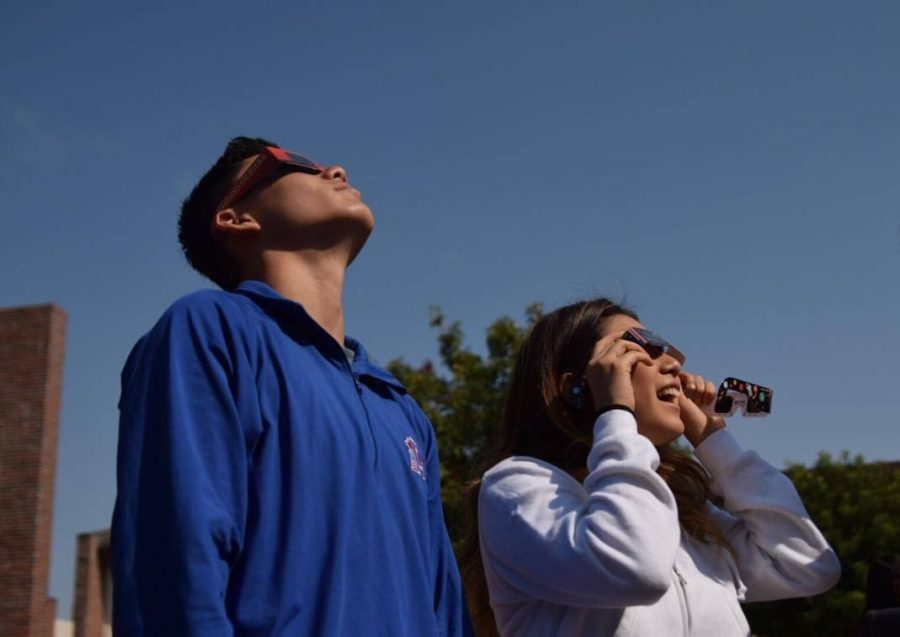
[112,281,472,636]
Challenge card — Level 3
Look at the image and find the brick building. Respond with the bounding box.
[71,530,111,637]
[0,304,67,637]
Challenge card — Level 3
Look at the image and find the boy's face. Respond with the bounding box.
[228,154,375,262]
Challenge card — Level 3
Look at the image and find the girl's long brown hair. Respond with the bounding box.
[458,299,734,637]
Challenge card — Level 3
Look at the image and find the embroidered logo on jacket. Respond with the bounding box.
[404,437,426,480]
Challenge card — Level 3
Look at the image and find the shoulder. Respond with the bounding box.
[120,290,266,408]
[481,456,580,504]
[125,289,258,373]
[353,356,432,435]
[163,288,254,325]
[484,455,569,482]
[144,288,260,344]
[390,393,440,456]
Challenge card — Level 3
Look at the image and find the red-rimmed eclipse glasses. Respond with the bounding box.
[215,146,323,213]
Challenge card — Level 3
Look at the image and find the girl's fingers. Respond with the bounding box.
[617,348,653,370]
[691,374,708,401]
[702,379,717,406]
[679,372,717,406]
[591,337,645,366]
[590,331,627,360]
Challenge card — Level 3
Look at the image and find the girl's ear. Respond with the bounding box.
[560,372,587,411]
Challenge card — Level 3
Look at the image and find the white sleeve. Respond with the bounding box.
[693,428,841,602]
[478,409,680,608]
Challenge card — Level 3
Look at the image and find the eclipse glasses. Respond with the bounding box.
[215,146,323,213]
[622,327,686,365]
[622,328,772,417]
[711,377,773,417]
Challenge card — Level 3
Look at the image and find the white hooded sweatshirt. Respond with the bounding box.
[478,409,841,637]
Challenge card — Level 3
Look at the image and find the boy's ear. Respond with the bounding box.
[212,209,262,237]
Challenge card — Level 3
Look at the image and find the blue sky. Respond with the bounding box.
[2,1,898,619]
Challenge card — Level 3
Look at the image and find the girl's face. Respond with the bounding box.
[603,314,685,446]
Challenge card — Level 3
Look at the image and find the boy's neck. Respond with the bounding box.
[250,251,348,346]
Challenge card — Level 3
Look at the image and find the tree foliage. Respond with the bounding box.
[743,453,900,636]
[388,306,899,636]
[387,304,541,542]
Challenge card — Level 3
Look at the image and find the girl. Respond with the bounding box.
[461,298,840,636]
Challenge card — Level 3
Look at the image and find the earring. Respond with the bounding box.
[571,381,586,410]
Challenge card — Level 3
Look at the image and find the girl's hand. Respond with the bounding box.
[678,372,726,447]
[584,332,654,412]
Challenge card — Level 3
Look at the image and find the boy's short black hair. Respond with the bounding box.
[178,136,278,290]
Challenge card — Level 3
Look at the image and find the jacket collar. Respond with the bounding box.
[235,280,407,393]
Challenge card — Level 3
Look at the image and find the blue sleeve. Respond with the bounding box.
[112,295,260,636]
[419,408,475,637]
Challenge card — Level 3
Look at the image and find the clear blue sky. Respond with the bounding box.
[2,1,898,620]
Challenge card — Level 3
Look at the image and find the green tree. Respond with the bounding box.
[743,452,900,636]
[387,305,540,543]
[389,306,900,636]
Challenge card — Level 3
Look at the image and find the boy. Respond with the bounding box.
[112,137,471,636]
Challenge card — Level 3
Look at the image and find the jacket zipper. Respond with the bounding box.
[673,565,691,635]
[350,370,379,471]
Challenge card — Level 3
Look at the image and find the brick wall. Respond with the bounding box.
[72,531,110,637]
[0,304,66,637]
